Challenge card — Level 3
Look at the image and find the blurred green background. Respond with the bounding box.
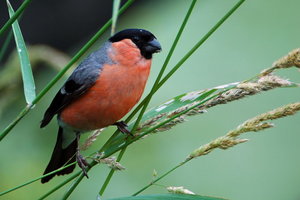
[1,0,300,199]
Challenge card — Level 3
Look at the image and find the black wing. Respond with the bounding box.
[40,50,105,128]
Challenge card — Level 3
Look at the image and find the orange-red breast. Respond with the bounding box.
[40,29,161,183]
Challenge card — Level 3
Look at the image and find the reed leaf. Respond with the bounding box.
[7,0,36,104]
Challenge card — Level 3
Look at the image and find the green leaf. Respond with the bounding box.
[7,0,36,104]
[107,194,226,200]
[111,0,121,35]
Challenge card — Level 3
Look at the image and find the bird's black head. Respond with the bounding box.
[109,29,161,59]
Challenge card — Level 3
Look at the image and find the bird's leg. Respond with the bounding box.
[76,133,89,178]
[113,121,133,136]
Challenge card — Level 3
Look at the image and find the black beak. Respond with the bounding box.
[146,38,162,53]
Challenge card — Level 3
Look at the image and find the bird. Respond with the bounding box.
[40,29,161,183]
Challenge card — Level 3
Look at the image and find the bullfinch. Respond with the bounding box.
[40,29,161,183]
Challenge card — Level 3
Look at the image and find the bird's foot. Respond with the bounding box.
[76,153,89,178]
[113,121,133,136]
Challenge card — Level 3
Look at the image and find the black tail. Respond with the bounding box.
[41,127,77,183]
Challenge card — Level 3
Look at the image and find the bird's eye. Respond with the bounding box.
[132,37,140,43]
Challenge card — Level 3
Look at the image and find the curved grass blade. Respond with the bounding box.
[107,194,226,200]
[7,0,36,104]
[111,0,121,35]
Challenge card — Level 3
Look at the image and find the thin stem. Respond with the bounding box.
[61,161,97,200]
[0,0,136,142]
[132,161,187,196]
[99,147,127,195]
[62,174,85,200]
[0,30,13,62]
[0,106,31,141]
[38,171,81,200]
[0,0,33,37]
[0,162,76,196]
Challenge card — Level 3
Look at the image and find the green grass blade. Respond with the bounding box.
[111,0,121,35]
[0,162,76,196]
[7,0,36,104]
